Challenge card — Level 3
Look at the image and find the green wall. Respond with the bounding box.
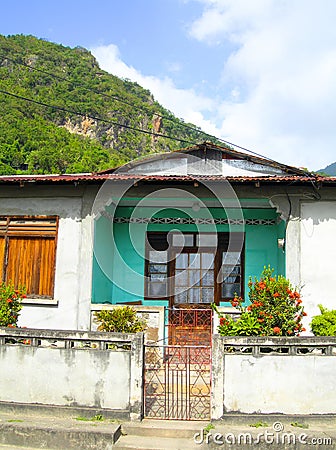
[92,205,285,306]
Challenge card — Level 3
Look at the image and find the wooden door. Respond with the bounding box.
[169,250,215,345]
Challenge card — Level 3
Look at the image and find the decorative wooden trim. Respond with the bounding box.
[113,216,277,225]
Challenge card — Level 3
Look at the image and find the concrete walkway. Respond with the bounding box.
[1,407,336,449]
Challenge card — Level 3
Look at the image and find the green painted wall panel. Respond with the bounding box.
[92,205,285,305]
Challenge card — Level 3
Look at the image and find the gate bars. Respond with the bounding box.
[143,344,211,420]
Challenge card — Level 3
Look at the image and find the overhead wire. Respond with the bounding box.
[0,51,288,164]
[0,52,215,140]
[0,88,197,145]
[0,50,315,170]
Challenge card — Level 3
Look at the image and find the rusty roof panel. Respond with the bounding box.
[0,173,334,185]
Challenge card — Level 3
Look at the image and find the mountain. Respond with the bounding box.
[0,34,220,175]
[317,162,336,176]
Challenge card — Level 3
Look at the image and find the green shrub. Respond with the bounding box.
[0,281,26,327]
[310,305,336,336]
[214,266,306,336]
[94,306,147,333]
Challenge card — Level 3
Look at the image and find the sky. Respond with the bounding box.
[1,0,336,170]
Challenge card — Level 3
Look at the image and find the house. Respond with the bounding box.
[1,142,335,340]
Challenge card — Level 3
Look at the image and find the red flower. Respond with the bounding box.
[258,282,266,289]
[273,326,281,334]
[294,291,300,299]
[302,311,307,316]
[301,327,306,332]
[296,299,302,305]
[6,299,13,303]
[231,300,239,307]
[219,317,227,326]
[273,292,280,298]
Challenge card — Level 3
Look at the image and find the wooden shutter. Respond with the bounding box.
[0,218,7,282]
[2,217,58,297]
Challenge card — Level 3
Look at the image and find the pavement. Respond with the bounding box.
[1,405,336,449]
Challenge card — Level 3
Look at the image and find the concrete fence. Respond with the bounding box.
[1,328,336,421]
[212,335,336,418]
[0,327,143,420]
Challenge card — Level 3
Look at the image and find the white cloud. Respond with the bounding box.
[188,0,336,169]
[91,43,219,137]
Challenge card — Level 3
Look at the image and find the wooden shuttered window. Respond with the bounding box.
[0,217,58,297]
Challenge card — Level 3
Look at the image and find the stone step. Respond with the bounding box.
[114,434,199,449]
[121,419,206,439]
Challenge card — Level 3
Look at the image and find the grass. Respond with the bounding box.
[249,421,269,428]
[75,414,104,422]
[291,421,309,429]
[74,414,116,423]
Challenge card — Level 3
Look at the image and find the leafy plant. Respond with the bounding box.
[94,306,147,333]
[203,423,215,434]
[214,266,306,336]
[218,311,261,336]
[0,281,26,327]
[310,304,336,336]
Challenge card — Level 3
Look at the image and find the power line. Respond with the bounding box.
[0,88,197,146]
[0,50,305,168]
[0,52,216,141]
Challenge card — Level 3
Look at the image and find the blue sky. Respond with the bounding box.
[2,0,336,170]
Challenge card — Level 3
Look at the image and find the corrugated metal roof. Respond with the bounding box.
[0,172,335,185]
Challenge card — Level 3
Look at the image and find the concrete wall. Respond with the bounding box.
[212,335,336,418]
[300,201,336,320]
[0,327,143,420]
[0,185,97,331]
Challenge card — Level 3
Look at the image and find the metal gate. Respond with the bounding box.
[143,344,211,420]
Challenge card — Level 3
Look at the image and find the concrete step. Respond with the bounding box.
[121,419,206,439]
[113,434,199,449]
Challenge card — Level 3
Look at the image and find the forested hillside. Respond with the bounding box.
[0,34,219,175]
[317,162,336,176]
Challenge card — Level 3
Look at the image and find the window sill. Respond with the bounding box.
[22,298,58,306]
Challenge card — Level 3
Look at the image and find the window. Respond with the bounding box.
[0,216,58,298]
[221,252,242,298]
[145,232,244,304]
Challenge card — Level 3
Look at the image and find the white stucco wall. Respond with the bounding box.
[0,345,130,409]
[300,201,336,319]
[0,190,95,330]
[223,354,336,414]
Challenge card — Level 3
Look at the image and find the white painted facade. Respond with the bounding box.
[0,185,97,331]
[300,201,336,319]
